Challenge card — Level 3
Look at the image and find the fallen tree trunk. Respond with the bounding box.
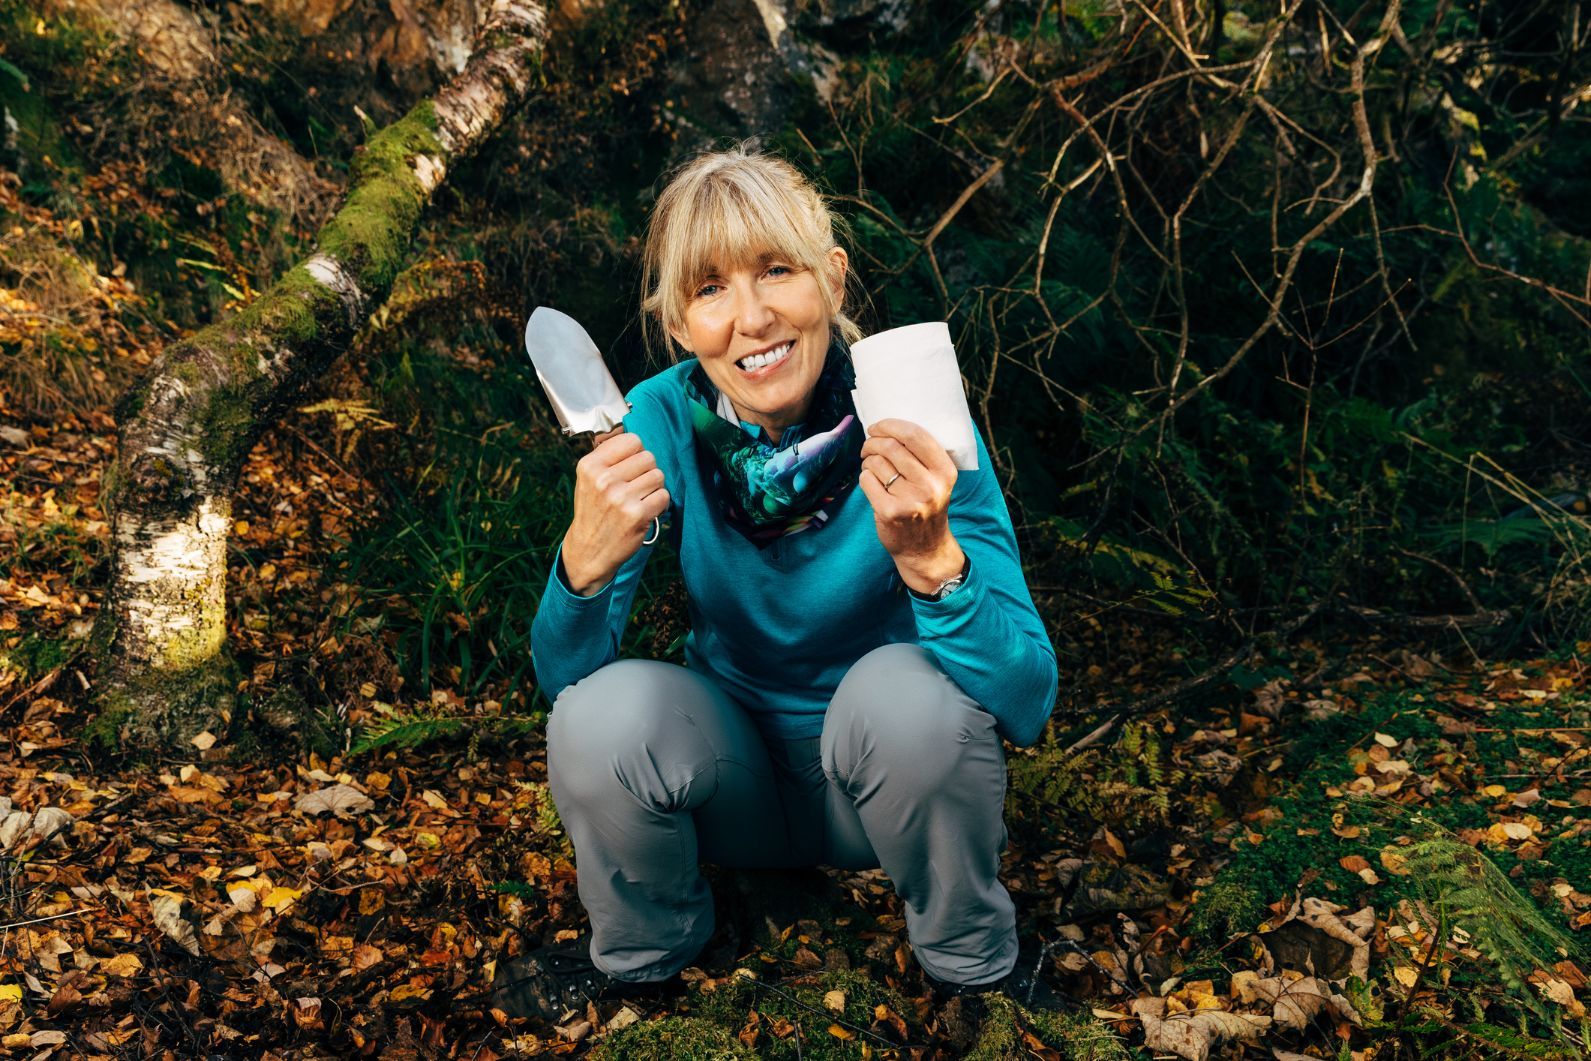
[89,0,549,756]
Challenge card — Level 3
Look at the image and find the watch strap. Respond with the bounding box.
[907,553,971,602]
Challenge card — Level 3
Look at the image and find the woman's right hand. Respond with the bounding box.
[559,430,670,596]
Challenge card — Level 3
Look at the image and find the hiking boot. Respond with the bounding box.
[925,947,1063,1012]
[490,936,683,1023]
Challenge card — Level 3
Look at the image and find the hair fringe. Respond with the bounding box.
[640,139,863,365]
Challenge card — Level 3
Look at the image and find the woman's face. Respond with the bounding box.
[669,247,847,441]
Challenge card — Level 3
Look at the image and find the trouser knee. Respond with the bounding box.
[821,643,1003,800]
[546,659,718,814]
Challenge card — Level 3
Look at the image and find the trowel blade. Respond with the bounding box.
[523,306,629,435]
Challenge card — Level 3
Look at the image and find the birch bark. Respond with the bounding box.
[90,0,550,754]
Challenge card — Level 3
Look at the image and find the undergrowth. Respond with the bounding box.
[1184,683,1590,1054]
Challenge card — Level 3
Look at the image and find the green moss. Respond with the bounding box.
[160,619,225,672]
[588,1016,752,1059]
[0,0,115,75]
[85,652,240,759]
[81,690,136,755]
[314,101,441,297]
[683,967,913,1060]
[0,633,73,682]
[1186,878,1267,949]
[967,994,1129,1060]
[240,267,340,348]
[0,65,78,188]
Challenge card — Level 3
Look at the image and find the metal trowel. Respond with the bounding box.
[524,306,631,434]
[523,306,661,544]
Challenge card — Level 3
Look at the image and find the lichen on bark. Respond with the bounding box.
[89,0,551,760]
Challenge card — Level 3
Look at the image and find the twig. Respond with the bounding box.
[0,906,100,931]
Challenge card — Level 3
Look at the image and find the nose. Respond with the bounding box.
[731,277,776,337]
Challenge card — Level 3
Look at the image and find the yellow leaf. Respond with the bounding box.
[1379,847,1411,876]
[0,984,21,1004]
[100,953,143,977]
[263,886,302,911]
[389,983,432,1003]
[826,1024,855,1041]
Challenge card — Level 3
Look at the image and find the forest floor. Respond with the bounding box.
[3,316,1591,1061]
[2,122,1590,1061]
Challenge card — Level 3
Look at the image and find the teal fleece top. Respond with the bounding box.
[530,359,1058,747]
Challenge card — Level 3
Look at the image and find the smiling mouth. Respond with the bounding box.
[736,341,794,375]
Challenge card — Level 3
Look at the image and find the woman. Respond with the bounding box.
[495,144,1058,1021]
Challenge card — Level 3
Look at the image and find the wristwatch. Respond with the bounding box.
[908,553,971,602]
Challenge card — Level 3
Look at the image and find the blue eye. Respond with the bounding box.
[767,264,791,276]
[694,282,721,298]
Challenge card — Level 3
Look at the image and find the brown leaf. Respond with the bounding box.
[45,976,82,1018]
[1260,898,1373,980]
[294,783,374,818]
[737,1010,760,1048]
[1131,997,1270,1061]
[1231,971,1361,1030]
[554,1019,591,1042]
[149,890,201,956]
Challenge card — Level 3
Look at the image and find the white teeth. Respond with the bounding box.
[738,342,792,372]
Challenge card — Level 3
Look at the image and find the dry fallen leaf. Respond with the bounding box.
[149,890,201,956]
[1260,898,1374,980]
[1132,996,1270,1061]
[294,783,374,818]
[1232,971,1361,1030]
[99,953,143,978]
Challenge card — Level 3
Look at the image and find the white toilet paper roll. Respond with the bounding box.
[850,322,978,470]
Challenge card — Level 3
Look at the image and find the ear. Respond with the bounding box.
[666,321,693,355]
[825,247,849,306]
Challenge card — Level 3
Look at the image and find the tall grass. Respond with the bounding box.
[331,318,685,715]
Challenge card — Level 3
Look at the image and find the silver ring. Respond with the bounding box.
[884,473,901,491]
[642,516,661,546]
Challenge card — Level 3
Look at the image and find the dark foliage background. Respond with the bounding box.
[4,0,1591,1055]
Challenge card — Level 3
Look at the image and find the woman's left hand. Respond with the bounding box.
[858,418,966,595]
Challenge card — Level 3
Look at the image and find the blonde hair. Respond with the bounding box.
[640,142,860,363]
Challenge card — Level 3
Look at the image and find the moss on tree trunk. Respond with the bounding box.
[89,0,551,759]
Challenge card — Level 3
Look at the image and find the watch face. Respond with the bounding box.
[935,577,965,601]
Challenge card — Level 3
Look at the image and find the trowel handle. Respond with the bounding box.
[588,423,662,546]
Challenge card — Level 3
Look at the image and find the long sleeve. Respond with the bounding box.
[529,536,657,704]
[907,425,1058,747]
[528,377,684,706]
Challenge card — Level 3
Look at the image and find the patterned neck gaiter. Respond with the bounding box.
[684,339,864,549]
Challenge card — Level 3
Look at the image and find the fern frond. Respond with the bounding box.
[1400,816,1580,1035]
[351,708,539,755]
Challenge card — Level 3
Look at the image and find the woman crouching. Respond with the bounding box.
[495,142,1059,1022]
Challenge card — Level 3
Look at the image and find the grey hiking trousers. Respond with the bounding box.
[545,642,1018,986]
